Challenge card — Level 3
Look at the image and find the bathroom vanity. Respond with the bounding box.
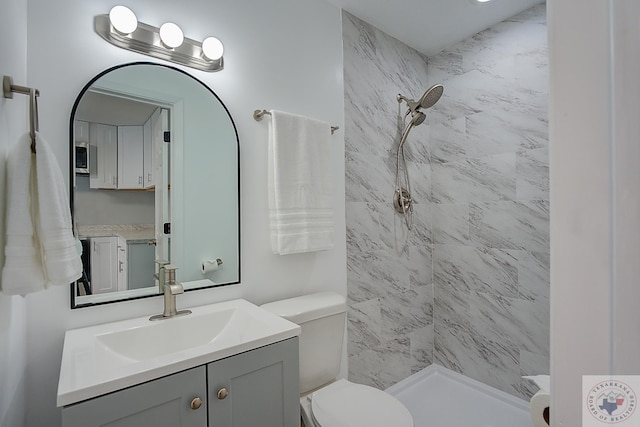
[57,299,301,427]
[62,338,298,427]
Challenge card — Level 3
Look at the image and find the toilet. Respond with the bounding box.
[261,292,414,427]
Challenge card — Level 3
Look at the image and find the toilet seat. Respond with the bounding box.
[309,379,413,427]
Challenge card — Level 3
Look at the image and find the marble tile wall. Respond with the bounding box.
[342,11,434,390]
[342,4,548,398]
[429,4,549,399]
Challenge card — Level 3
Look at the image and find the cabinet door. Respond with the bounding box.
[127,240,156,290]
[74,120,89,143]
[118,125,144,189]
[90,124,118,189]
[90,237,118,294]
[208,337,300,427]
[62,366,207,427]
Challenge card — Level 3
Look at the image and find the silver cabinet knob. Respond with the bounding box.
[190,397,202,410]
[217,388,228,400]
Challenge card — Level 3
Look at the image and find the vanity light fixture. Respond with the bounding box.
[95,5,224,72]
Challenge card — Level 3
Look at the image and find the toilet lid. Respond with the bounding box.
[311,379,413,427]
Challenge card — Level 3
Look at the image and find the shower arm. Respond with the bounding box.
[397,94,419,112]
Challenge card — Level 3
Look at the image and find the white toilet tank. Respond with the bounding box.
[261,292,347,394]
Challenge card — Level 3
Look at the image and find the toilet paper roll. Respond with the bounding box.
[530,390,550,427]
[201,259,222,274]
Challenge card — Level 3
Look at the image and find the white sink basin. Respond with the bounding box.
[96,308,235,361]
[57,299,300,407]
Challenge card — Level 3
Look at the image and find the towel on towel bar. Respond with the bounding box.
[1,133,46,294]
[268,110,334,255]
[1,132,82,295]
[35,133,82,286]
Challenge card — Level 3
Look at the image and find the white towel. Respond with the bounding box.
[1,132,82,295]
[1,133,46,295]
[268,110,334,255]
[35,132,82,286]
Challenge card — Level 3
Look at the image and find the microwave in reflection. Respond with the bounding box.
[75,142,89,174]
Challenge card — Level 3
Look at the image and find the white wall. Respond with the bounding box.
[0,0,28,426]
[74,176,155,225]
[549,0,640,425]
[23,0,345,425]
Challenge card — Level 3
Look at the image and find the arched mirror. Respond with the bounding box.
[70,62,240,308]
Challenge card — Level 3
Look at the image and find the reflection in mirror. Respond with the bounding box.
[70,62,240,308]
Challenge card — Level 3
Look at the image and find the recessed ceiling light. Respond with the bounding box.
[476,0,492,2]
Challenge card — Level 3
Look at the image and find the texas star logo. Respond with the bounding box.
[587,380,637,424]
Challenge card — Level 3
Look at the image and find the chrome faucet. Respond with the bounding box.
[150,263,192,321]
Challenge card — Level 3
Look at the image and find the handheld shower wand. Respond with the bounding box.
[394,84,444,230]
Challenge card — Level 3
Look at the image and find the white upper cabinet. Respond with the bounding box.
[118,125,145,189]
[87,121,156,191]
[74,120,89,143]
[89,123,118,189]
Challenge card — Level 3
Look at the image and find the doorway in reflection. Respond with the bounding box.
[74,92,171,300]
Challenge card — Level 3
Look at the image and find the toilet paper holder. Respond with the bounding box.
[201,258,223,274]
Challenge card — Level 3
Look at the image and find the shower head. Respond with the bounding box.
[398,111,426,150]
[410,110,426,126]
[397,83,444,112]
[417,84,444,109]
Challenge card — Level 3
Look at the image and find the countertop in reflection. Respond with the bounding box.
[77,224,155,241]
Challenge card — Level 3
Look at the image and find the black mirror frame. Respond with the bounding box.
[69,62,241,309]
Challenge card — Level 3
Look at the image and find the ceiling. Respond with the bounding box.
[76,91,158,126]
[326,0,545,56]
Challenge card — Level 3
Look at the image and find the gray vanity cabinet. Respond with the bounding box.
[61,338,299,427]
[208,337,300,426]
[62,365,207,427]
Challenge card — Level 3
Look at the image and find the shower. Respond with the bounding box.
[394,84,444,230]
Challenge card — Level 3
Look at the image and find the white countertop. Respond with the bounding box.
[57,299,300,407]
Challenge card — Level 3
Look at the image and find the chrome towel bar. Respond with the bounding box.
[253,109,339,135]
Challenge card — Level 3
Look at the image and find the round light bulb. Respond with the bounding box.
[159,22,184,49]
[201,37,224,61]
[109,5,138,35]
